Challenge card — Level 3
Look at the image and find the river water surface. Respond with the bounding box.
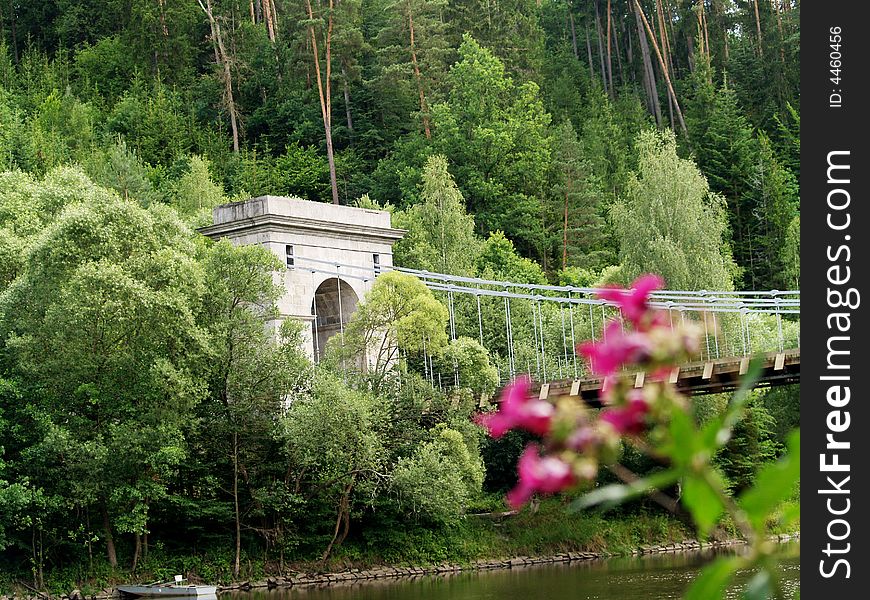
[227,542,799,599]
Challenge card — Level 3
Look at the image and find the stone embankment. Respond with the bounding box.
[3,533,799,600]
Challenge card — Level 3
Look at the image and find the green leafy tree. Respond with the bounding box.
[83,137,159,206]
[436,337,499,398]
[283,372,387,561]
[549,119,611,271]
[197,239,307,577]
[391,426,484,525]
[171,155,228,224]
[393,154,481,275]
[326,271,448,389]
[373,0,451,139]
[746,134,799,290]
[611,129,736,290]
[688,83,756,288]
[430,36,552,259]
[0,172,208,568]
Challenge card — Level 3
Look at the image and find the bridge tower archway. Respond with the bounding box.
[199,195,405,360]
[311,277,359,362]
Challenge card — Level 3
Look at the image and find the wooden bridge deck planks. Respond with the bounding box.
[525,349,800,408]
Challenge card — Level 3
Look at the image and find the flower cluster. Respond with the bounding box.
[477,274,702,509]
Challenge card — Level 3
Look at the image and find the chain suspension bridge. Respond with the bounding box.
[291,255,800,400]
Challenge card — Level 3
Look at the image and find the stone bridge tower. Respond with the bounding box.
[199,196,405,361]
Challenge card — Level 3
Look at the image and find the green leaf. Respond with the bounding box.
[742,569,774,600]
[666,408,700,467]
[720,357,765,432]
[684,556,743,600]
[739,430,800,530]
[570,469,679,512]
[682,474,725,537]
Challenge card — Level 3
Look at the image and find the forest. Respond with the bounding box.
[0,0,799,593]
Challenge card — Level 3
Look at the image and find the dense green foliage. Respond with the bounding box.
[0,0,799,592]
[0,0,799,289]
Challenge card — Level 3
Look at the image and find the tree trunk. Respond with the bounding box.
[634,0,686,135]
[656,0,674,80]
[702,2,710,61]
[342,69,354,134]
[562,192,569,270]
[321,477,355,563]
[233,430,241,578]
[408,9,431,139]
[132,533,141,573]
[585,24,595,81]
[594,2,608,94]
[605,0,613,96]
[774,0,784,61]
[753,0,763,56]
[611,11,624,86]
[687,33,695,72]
[262,0,275,41]
[199,0,240,153]
[634,3,661,125]
[655,0,674,129]
[569,10,579,59]
[157,0,169,38]
[102,506,118,568]
[305,0,340,204]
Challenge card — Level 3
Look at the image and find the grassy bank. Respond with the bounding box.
[1,497,800,597]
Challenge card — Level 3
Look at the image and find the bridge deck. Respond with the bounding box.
[528,349,800,407]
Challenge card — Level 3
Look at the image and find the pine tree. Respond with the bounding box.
[549,120,611,271]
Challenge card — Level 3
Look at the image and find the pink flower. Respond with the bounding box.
[566,425,599,452]
[507,445,575,509]
[578,321,650,376]
[600,392,649,435]
[476,377,553,438]
[597,274,664,329]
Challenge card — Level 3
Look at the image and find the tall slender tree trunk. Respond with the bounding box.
[569,10,579,59]
[611,12,624,86]
[157,0,169,38]
[634,3,661,125]
[774,0,785,61]
[408,9,431,139]
[656,0,674,80]
[305,0,340,204]
[233,431,241,578]
[562,192,570,270]
[655,0,674,129]
[262,0,275,41]
[585,24,595,81]
[634,0,686,135]
[132,533,142,572]
[605,0,614,96]
[102,506,118,568]
[199,0,240,153]
[702,2,710,61]
[753,0,763,56]
[342,68,354,134]
[594,3,608,94]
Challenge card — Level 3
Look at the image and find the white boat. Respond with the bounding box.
[118,576,218,597]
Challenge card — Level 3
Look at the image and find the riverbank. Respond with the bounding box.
[0,499,800,600]
[217,533,800,592]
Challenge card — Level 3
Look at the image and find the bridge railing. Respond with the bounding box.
[290,256,799,386]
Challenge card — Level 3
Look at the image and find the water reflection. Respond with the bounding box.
[224,543,799,600]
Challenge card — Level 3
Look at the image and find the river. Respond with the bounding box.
[225,542,799,600]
